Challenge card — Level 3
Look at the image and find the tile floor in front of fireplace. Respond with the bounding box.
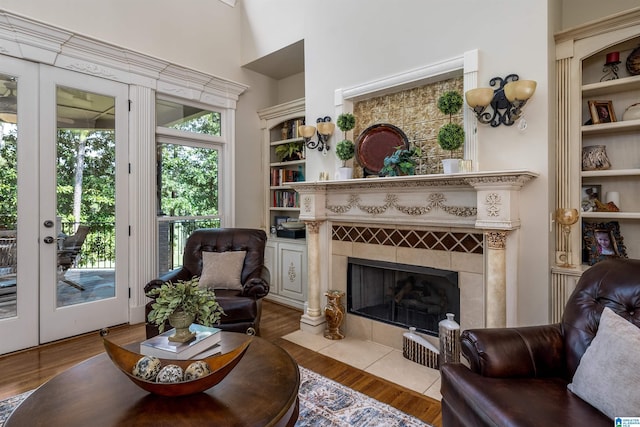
[283,329,442,401]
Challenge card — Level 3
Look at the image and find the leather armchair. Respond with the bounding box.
[440,258,640,426]
[144,228,270,338]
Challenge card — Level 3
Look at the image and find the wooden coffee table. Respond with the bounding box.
[6,332,300,426]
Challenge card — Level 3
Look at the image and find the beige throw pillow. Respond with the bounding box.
[199,251,246,290]
[567,307,640,418]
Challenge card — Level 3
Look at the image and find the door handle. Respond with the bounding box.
[43,236,55,244]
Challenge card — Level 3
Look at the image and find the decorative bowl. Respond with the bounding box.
[102,333,251,396]
[281,221,305,230]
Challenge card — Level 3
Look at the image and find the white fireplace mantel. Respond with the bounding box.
[290,170,538,334]
[290,170,538,230]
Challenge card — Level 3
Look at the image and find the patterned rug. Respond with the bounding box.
[0,367,430,427]
[296,366,429,426]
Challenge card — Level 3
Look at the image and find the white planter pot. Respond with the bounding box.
[337,167,353,180]
[442,159,460,174]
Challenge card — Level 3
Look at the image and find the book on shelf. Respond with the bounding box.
[140,323,221,360]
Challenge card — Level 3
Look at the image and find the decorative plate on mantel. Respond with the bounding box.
[356,123,409,176]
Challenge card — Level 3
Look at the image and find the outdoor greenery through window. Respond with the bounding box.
[57,127,116,268]
[156,97,224,274]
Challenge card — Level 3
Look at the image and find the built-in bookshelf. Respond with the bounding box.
[258,99,308,309]
[552,11,640,321]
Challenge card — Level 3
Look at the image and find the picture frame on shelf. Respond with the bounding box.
[580,184,601,212]
[274,215,289,230]
[588,100,616,124]
[582,221,627,265]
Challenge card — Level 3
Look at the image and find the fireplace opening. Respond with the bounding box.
[347,257,459,336]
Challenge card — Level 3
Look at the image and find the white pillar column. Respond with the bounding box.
[485,231,507,328]
[300,220,326,334]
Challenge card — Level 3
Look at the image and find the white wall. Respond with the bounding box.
[240,0,305,65]
[277,72,305,104]
[561,0,640,29]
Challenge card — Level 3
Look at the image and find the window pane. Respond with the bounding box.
[56,86,116,306]
[0,73,17,320]
[157,144,219,217]
[156,99,221,136]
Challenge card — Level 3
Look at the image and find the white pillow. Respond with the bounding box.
[567,307,640,418]
[199,251,246,290]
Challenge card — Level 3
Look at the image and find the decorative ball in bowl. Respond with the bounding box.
[281,221,305,230]
[101,332,251,396]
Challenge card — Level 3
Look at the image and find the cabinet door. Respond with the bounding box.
[278,242,306,301]
[264,241,277,291]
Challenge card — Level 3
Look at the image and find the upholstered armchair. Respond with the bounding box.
[144,228,270,338]
[440,258,640,426]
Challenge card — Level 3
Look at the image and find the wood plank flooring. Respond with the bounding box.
[0,300,442,426]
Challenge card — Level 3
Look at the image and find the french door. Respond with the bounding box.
[0,60,130,354]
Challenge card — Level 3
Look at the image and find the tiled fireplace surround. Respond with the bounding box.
[291,172,536,351]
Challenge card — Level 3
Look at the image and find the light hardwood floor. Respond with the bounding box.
[0,300,442,426]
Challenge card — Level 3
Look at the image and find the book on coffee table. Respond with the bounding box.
[140,324,221,360]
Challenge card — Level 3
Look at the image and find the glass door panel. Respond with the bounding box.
[0,74,18,319]
[0,59,39,355]
[55,86,116,307]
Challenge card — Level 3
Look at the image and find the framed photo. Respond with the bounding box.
[588,100,616,124]
[580,184,601,212]
[274,215,289,230]
[583,221,628,265]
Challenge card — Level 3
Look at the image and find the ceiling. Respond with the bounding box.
[242,40,304,80]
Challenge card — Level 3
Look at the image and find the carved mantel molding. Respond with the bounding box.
[291,170,537,231]
[295,170,538,332]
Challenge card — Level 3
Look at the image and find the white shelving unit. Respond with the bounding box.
[552,11,640,321]
[258,99,308,309]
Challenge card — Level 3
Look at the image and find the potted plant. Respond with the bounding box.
[335,140,355,179]
[146,277,225,342]
[275,140,305,162]
[437,91,465,173]
[379,145,422,177]
[336,113,356,179]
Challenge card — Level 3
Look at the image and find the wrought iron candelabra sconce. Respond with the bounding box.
[298,116,335,155]
[465,74,536,129]
[600,51,621,81]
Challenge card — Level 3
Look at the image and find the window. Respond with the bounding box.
[156,97,227,274]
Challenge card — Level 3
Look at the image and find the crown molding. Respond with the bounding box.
[0,9,248,106]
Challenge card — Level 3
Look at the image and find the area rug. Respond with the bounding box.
[296,366,430,426]
[0,367,430,427]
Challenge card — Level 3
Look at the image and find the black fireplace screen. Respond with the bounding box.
[347,257,459,336]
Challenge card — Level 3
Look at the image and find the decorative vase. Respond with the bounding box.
[324,290,346,340]
[337,167,353,180]
[167,311,196,343]
[582,145,611,171]
[622,102,640,121]
[438,313,460,367]
[441,159,460,174]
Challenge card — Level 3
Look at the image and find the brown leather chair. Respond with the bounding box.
[440,258,640,426]
[144,228,270,338]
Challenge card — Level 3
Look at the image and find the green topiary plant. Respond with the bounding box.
[146,277,225,333]
[336,113,356,167]
[437,91,465,158]
[337,113,356,133]
[335,139,355,166]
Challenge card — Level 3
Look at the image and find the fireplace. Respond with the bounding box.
[347,257,459,337]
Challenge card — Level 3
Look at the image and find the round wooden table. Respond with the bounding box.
[6,332,300,427]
